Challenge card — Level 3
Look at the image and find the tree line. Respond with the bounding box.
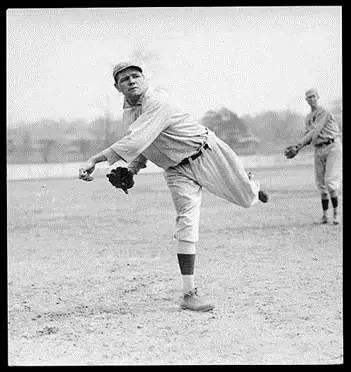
[7,98,342,164]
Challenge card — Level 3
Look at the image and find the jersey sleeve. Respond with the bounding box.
[101,147,123,165]
[103,95,173,163]
[127,154,148,174]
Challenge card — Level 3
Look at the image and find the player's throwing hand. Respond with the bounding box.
[78,160,95,181]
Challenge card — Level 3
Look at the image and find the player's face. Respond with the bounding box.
[305,92,319,108]
[114,68,148,100]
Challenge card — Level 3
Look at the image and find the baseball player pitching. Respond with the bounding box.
[79,62,269,312]
[284,89,342,225]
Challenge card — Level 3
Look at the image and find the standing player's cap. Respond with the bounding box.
[113,62,143,81]
[305,88,319,97]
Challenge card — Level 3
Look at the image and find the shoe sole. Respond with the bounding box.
[180,304,215,312]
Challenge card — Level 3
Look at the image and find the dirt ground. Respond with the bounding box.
[7,165,343,365]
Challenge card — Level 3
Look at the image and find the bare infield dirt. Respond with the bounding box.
[7,165,343,365]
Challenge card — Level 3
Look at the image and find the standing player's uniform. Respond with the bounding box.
[101,87,261,243]
[285,89,341,225]
[300,106,342,195]
[295,104,342,224]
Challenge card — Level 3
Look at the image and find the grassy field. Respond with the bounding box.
[7,164,343,365]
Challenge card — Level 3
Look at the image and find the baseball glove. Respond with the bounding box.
[106,167,134,194]
[284,144,301,159]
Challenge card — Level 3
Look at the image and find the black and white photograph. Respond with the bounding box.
[7,6,342,365]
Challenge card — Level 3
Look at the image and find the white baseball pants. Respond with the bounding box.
[314,139,342,194]
[165,131,259,243]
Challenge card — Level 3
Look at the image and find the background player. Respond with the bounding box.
[284,89,342,225]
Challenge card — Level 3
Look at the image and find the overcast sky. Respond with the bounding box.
[7,6,342,125]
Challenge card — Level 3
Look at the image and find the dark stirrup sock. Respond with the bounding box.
[321,197,329,212]
[177,254,195,275]
[331,196,338,209]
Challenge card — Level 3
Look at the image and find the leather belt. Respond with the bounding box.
[177,143,209,167]
[315,138,335,148]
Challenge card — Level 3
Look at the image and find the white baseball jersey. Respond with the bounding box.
[102,87,259,242]
[301,106,341,147]
[300,106,342,194]
[102,87,208,169]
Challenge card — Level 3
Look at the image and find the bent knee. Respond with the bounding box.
[174,215,199,243]
[326,181,340,194]
[327,186,339,195]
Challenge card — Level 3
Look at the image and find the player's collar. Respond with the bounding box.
[311,105,322,113]
[123,88,149,108]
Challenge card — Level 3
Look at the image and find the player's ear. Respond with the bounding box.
[114,82,121,92]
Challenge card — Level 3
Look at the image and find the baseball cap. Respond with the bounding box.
[305,88,319,97]
[113,62,143,81]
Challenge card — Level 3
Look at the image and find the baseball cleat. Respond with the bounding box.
[320,215,329,224]
[258,190,269,203]
[180,288,214,312]
[333,215,340,225]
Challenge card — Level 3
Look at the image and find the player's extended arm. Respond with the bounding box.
[127,154,148,175]
[78,151,123,181]
[284,117,310,158]
[298,110,329,147]
[284,109,329,159]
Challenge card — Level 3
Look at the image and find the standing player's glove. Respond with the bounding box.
[106,167,134,194]
[284,144,302,159]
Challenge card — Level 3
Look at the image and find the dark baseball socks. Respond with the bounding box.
[321,192,339,225]
[321,194,329,220]
[176,240,215,312]
[330,192,339,225]
[177,240,196,293]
